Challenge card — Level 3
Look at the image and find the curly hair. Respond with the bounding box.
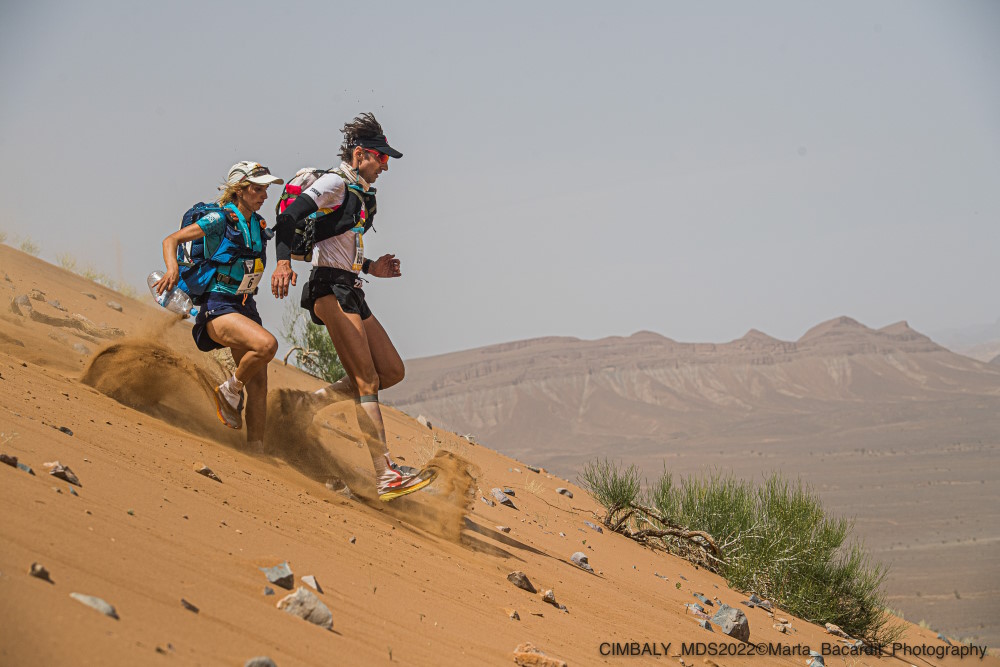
[338,112,386,162]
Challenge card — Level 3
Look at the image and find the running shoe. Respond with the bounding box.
[389,460,420,476]
[214,382,243,429]
[377,466,438,502]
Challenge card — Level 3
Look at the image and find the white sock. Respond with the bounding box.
[226,375,244,394]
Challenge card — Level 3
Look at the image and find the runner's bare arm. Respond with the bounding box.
[155,225,206,295]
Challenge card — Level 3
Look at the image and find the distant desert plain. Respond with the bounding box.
[385,316,1000,648]
[2,242,997,665]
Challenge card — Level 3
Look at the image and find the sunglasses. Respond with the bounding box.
[236,164,271,181]
[363,149,389,165]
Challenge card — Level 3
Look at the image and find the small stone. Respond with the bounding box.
[244,657,278,667]
[541,590,566,611]
[82,292,97,300]
[1,453,17,467]
[773,624,787,633]
[260,562,294,590]
[507,571,536,594]
[502,487,515,496]
[58,426,73,436]
[506,608,520,620]
[49,462,81,486]
[512,642,567,667]
[29,562,52,582]
[937,633,952,645]
[349,536,356,544]
[17,462,35,475]
[693,593,713,606]
[525,465,540,473]
[49,299,67,312]
[69,592,119,619]
[195,465,221,482]
[654,572,669,580]
[29,289,46,302]
[180,598,199,613]
[558,532,566,537]
[825,622,848,638]
[302,575,323,593]
[481,496,495,507]
[555,487,573,498]
[698,619,713,631]
[416,415,432,429]
[491,488,516,508]
[263,586,275,596]
[584,520,603,533]
[106,301,123,312]
[571,552,593,572]
[277,587,333,630]
[710,604,750,642]
[496,526,511,533]
[688,603,705,613]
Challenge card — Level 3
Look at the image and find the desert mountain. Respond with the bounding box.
[385,316,1000,462]
[384,317,1000,647]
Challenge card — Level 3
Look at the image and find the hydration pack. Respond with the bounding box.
[275,168,373,262]
[176,203,262,305]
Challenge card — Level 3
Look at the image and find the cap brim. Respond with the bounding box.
[247,174,284,185]
[381,145,403,159]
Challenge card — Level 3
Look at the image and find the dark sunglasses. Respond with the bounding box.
[363,149,389,165]
[237,164,271,181]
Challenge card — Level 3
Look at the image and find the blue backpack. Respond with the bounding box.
[176,203,261,304]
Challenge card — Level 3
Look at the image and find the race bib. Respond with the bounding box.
[237,258,264,294]
[351,228,365,273]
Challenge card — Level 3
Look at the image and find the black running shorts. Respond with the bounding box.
[191,292,263,352]
[300,266,372,325]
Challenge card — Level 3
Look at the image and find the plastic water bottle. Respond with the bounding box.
[147,271,197,318]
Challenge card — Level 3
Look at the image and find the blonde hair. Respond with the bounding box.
[218,180,252,207]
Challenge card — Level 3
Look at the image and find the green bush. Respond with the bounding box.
[580,461,903,646]
[280,302,345,383]
[19,237,40,256]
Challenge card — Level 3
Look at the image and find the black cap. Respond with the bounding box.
[354,134,403,159]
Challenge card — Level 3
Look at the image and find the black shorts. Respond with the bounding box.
[191,291,263,352]
[301,266,372,325]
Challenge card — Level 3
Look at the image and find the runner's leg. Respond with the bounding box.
[312,295,391,470]
[231,347,267,448]
[207,313,277,436]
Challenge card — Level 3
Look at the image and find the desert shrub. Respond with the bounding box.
[580,460,904,646]
[579,458,640,520]
[19,237,40,256]
[57,253,78,271]
[280,302,345,383]
[56,256,138,298]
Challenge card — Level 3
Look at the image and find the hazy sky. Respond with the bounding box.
[1,1,997,359]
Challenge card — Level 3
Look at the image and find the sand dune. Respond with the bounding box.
[1,244,995,666]
[384,315,1000,648]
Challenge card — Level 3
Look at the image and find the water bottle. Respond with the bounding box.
[147,271,197,318]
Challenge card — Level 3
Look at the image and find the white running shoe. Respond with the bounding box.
[214,381,243,430]
[377,465,437,502]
